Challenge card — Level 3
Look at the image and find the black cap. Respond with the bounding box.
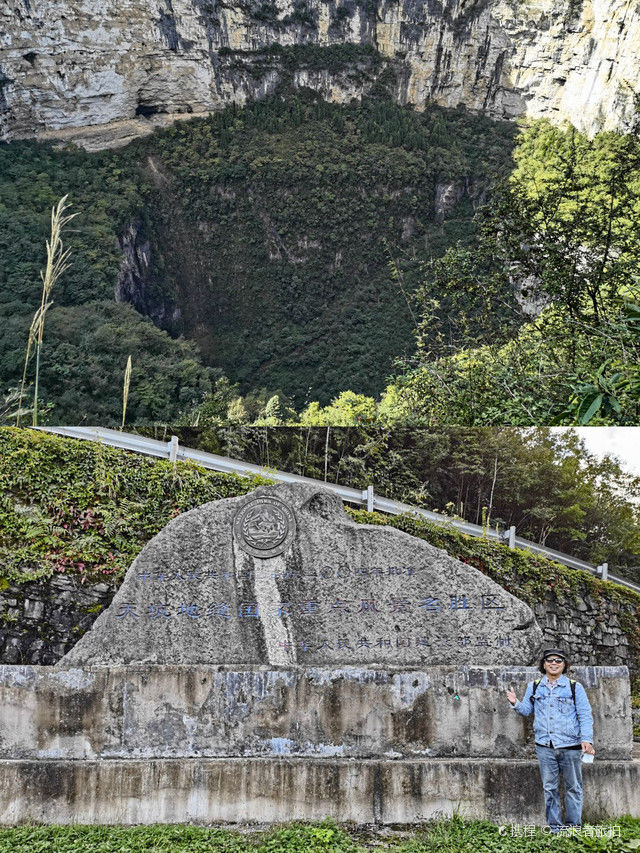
[542,648,567,660]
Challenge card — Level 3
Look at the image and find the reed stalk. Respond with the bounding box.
[17,195,77,426]
[121,355,132,431]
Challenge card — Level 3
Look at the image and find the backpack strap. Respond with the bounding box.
[530,678,578,705]
[529,678,541,705]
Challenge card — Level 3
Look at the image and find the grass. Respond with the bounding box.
[0,818,638,851]
[121,354,132,431]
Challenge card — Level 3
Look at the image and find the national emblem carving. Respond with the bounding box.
[233,496,296,558]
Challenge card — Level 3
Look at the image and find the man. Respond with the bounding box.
[506,647,595,832]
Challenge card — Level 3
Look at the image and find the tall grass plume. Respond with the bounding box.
[121,355,132,431]
[17,195,77,426]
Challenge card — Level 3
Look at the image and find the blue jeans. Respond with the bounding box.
[535,745,583,830]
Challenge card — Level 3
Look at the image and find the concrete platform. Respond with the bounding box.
[0,664,634,824]
[0,756,638,825]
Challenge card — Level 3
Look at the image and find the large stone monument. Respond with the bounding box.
[0,484,636,825]
[61,483,542,667]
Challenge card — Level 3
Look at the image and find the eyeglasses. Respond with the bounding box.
[544,657,564,663]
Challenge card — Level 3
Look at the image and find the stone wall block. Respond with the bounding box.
[0,664,630,761]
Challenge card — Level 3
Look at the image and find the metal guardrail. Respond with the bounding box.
[36,426,640,594]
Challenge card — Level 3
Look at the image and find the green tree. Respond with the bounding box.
[299,391,378,425]
[227,396,249,424]
[28,302,213,424]
[400,119,640,425]
[254,393,288,425]
[183,376,241,426]
[493,121,640,325]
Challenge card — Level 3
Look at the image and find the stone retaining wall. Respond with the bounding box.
[0,665,631,761]
[0,576,113,666]
[532,588,635,674]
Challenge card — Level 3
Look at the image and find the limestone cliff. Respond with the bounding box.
[1,0,638,149]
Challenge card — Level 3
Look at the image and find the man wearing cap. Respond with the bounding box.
[506,648,595,832]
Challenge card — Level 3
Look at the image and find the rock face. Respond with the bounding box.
[60,483,543,666]
[115,219,182,331]
[1,0,639,149]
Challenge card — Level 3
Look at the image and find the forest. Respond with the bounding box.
[2,93,513,424]
[1,89,639,425]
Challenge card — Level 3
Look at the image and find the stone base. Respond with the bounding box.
[0,664,634,825]
[1,757,638,825]
[0,665,633,760]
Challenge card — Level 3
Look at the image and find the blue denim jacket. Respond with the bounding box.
[512,674,593,746]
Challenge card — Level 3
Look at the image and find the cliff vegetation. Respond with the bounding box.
[1,94,639,424]
[0,94,515,423]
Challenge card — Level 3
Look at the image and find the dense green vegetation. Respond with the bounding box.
[0,428,269,582]
[220,42,384,75]
[176,117,640,426]
[0,140,214,423]
[2,86,639,424]
[120,94,514,407]
[382,120,640,425]
[0,93,516,424]
[0,817,639,851]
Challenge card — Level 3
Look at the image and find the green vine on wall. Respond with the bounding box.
[0,428,271,583]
